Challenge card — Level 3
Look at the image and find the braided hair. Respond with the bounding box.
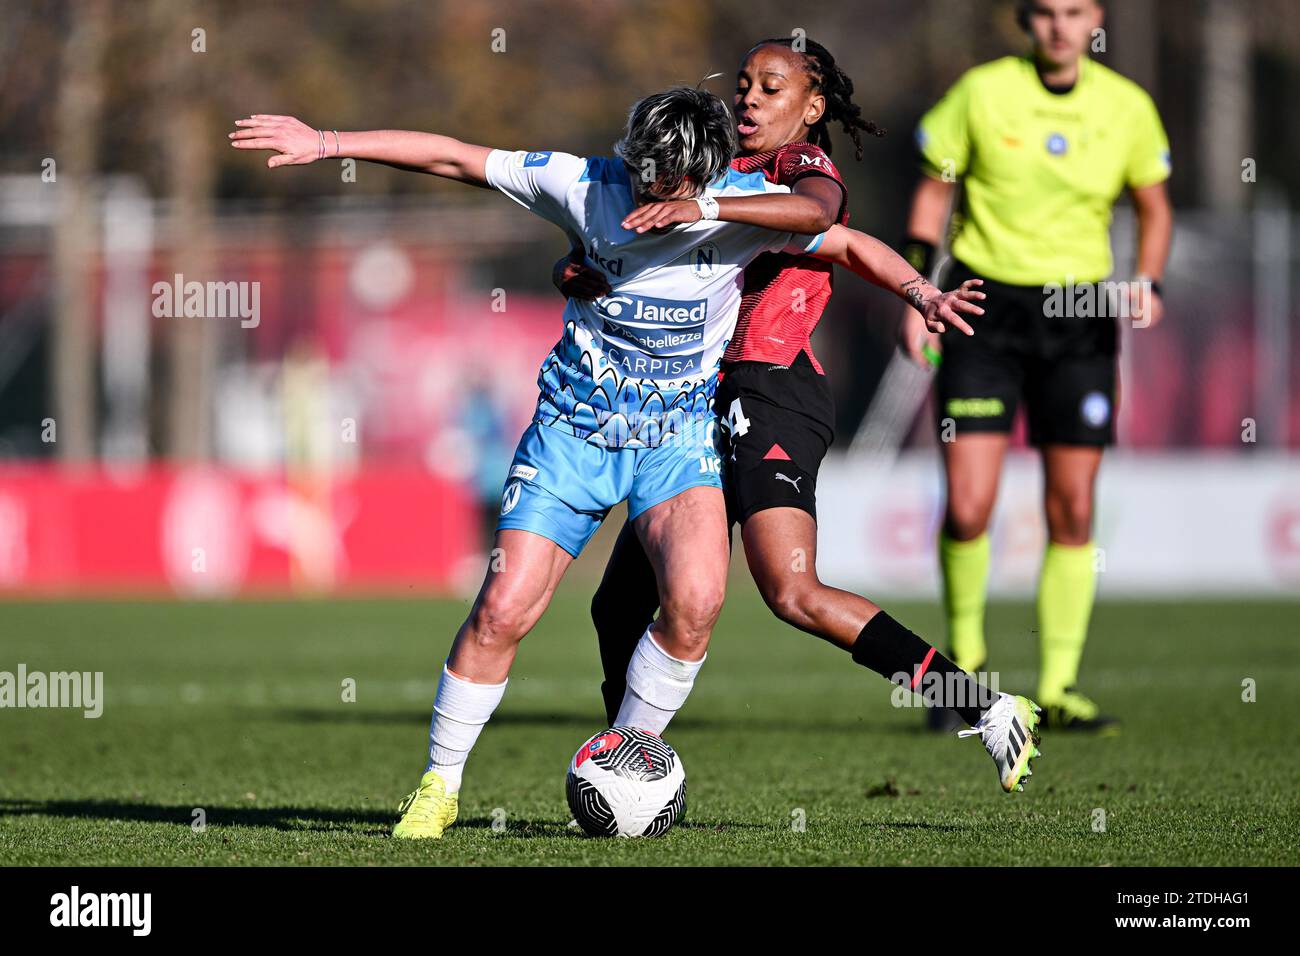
[750,37,885,160]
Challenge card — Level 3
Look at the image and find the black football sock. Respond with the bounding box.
[591,520,662,725]
[849,611,995,725]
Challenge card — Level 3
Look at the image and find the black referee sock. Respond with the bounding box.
[849,612,994,726]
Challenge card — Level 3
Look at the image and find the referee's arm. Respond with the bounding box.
[906,175,957,253]
[1130,180,1173,327]
[897,175,958,363]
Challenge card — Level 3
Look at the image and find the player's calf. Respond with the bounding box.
[613,486,728,734]
[612,582,722,735]
[591,520,666,725]
[757,574,873,646]
[394,531,572,839]
[652,576,725,660]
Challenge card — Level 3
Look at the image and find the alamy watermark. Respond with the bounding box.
[152,273,260,328]
[0,664,103,718]
[1042,277,1158,328]
[50,886,150,936]
[890,668,1000,711]
[587,406,720,454]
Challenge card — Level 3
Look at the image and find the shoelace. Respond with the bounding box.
[956,697,1007,744]
[397,785,440,820]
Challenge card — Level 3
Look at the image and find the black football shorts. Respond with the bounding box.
[714,351,836,525]
[936,260,1119,446]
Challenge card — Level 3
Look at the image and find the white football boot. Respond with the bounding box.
[958,693,1042,793]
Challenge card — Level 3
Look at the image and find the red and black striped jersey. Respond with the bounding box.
[724,141,849,372]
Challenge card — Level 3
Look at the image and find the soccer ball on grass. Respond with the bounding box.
[565,727,686,837]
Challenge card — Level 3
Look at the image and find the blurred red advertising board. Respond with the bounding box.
[0,465,478,596]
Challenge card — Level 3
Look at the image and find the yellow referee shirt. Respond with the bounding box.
[917,55,1170,286]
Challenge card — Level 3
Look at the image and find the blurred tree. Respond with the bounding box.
[1109,0,1159,93]
[52,0,110,463]
[1201,0,1253,212]
[152,0,219,461]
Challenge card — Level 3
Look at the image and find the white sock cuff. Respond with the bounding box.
[624,629,704,712]
[433,664,508,726]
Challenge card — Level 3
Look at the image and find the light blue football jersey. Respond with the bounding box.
[484,149,824,448]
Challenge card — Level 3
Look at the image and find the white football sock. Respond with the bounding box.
[425,664,507,793]
[615,628,705,734]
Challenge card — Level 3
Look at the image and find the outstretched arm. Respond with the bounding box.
[619,176,842,235]
[808,224,984,336]
[229,114,493,186]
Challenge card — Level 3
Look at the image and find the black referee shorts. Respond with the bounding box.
[714,351,836,525]
[936,260,1119,446]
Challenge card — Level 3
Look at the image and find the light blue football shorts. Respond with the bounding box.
[495,422,723,557]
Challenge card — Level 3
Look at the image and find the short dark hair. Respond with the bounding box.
[614,86,737,199]
[1018,0,1104,32]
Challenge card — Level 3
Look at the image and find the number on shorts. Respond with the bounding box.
[726,398,751,438]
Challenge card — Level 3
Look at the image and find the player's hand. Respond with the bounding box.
[621,199,701,234]
[229,115,324,167]
[899,307,942,367]
[551,249,612,300]
[920,278,984,337]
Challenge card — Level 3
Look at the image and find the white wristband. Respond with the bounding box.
[695,195,719,220]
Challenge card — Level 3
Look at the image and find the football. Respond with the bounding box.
[565,727,686,837]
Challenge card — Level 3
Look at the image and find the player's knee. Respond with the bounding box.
[945,497,993,540]
[1047,489,1093,543]
[468,587,534,649]
[658,579,725,647]
[758,576,818,631]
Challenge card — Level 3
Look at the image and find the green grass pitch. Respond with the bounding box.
[1,587,1297,866]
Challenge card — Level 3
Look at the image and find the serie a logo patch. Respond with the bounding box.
[515,150,552,168]
[1080,391,1111,427]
